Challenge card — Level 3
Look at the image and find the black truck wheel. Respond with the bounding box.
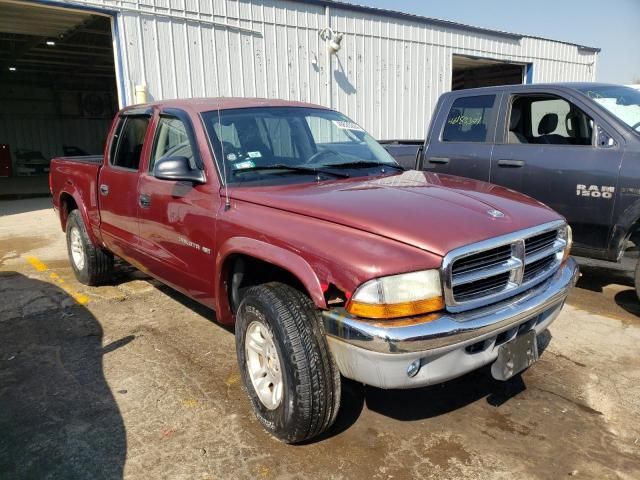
[235,282,341,443]
[66,209,114,286]
[635,258,640,301]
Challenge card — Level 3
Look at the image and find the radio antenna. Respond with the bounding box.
[217,96,231,211]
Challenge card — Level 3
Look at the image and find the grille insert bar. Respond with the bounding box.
[442,221,566,312]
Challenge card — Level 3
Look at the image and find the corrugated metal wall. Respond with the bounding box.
[0,85,113,165]
[0,117,109,162]
[59,0,598,140]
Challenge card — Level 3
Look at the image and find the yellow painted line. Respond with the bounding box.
[25,255,90,305]
[25,255,47,272]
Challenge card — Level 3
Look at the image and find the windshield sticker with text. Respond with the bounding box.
[233,160,256,170]
[447,115,482,126]
[333,120,364,131]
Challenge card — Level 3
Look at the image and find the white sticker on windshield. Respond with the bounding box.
[233,160,255,170]
[333,120,364,131]
[247,151,262,158]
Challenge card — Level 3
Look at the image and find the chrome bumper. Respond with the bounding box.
[322,257,579,389]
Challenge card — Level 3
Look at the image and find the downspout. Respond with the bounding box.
[325,4,332,109]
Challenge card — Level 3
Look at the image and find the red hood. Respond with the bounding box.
[229,171,563,257]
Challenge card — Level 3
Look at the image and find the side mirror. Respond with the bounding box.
[153,156,205,184]
[596,126,617,149]
[414,145,424,170]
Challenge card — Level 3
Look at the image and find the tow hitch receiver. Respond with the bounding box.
[491,330,539,381]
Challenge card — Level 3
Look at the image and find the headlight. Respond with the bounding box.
[346,270,444,319]
[559,224,573,262]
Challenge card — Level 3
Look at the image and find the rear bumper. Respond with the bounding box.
[322,257,578,389]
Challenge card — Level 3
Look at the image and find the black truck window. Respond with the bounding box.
[150,116,194,172]
[442,95,495,143]
[508,95,593,146]
[111,116,150,170]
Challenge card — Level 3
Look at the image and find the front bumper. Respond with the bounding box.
[322,257,579,389]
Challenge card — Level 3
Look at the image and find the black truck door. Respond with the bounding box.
[490,89,623,254]
[422,92,501,182]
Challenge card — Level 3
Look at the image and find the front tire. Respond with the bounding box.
[235,282,341,443]
[635,258,640,301]
[66,210,114,286]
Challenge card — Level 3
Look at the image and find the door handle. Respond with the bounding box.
[497,159,525,168]
[139,193,151,208]
[99,184,109,195]
[428,156,450,164]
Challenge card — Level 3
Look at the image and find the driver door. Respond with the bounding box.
[490,91,622,254]
[137,110,218,305]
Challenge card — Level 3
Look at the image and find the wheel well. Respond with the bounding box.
[59,193,78,230]
[628,221,640,246]
[624,221,640,261]
[225,254,308,314]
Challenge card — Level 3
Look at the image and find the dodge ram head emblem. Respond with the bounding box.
[487,209,505,218]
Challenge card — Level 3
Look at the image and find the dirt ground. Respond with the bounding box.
[1,197,639,480]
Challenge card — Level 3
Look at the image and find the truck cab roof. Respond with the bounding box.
[441,82,623,97]
[120,97,329,115]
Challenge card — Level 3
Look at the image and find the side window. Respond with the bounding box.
[508,95,593,146]
[442,95,495,143]
[150,116,194,171]
[111,116,149,170]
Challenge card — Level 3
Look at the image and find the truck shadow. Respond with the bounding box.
[361,368,527,422]
[573,260,640,318]
[318,332,552,441]
[0,196,52,217]
[0,272,127,479]
[575,263,634,292]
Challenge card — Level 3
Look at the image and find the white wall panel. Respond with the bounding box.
[51,0,598,139]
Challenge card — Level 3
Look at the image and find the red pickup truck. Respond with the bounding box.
[51,98,578,443]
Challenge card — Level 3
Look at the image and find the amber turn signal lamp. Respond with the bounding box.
[346,296,445,319]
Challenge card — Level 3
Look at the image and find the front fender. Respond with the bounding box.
[610,197,640,260]
[214,236,326,324]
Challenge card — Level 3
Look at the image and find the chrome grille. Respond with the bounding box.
[442,221,566,312]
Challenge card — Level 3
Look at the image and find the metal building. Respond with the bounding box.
[0,0,599,192]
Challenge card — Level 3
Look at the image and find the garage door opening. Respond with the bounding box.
[452,55,526,91]
[0,0,118,197]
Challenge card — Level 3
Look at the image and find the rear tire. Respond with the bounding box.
[235,282,341,443]
[66,209,114,286]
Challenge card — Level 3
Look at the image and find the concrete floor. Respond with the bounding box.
[1,197,639,479]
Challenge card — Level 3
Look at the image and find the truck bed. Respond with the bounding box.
[50,155,103,241]
[379,140,422,170]
[54,155,103,165]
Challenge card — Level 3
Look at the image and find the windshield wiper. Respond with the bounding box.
[231,164,350,178]
[321,161,405,171]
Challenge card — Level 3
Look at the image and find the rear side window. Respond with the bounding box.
[442,95,496,143]
[110,116,149,170]
[150,116,194,171]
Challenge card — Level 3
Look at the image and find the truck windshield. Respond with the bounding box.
[576,85,640,133]
[201,107,399,184]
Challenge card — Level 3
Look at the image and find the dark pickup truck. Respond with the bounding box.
[385,83,640,297]
[50,98,577,443]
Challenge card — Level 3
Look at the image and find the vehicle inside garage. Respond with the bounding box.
[0,0,118,197]
[452,54,527,90]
